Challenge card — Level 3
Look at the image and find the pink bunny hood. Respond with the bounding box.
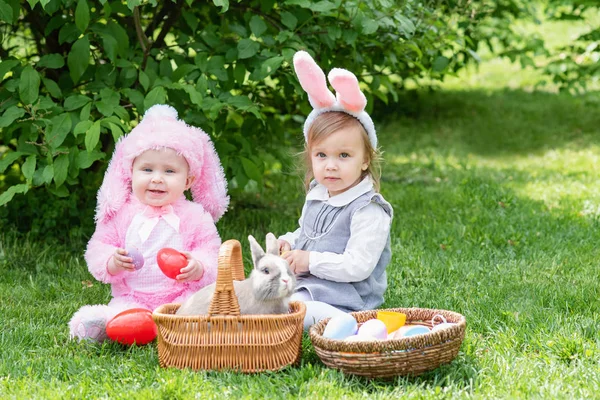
[95,104,229,223]
[293,51,377,148]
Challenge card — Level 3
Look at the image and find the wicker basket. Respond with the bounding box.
[152,239,307,372]
[309,307,466,378]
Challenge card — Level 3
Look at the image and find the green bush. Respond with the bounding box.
[454,0,599,93]
[542,1,599,92]
[1,0,597,237]
[1,0,480,235]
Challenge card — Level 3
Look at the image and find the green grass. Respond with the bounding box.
[3,17,600,397]
[2,86,600,398]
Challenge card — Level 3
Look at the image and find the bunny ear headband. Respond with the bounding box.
[95,105,229,223]
[293,50,377,148]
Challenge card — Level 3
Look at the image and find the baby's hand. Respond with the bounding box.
[176,251,204,282]
[107,248,136,275]
[278,239,292,254]
[281,250,310,275]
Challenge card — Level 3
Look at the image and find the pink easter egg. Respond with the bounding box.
[357,319,388,340]
[126,247,144,270]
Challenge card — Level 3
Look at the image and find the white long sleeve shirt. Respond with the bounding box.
[279,177,392,283]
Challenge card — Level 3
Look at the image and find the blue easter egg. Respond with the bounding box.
[322,314,358,340]
[403,326,430,337]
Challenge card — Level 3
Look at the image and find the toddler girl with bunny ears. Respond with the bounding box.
[68,105,229,342]
[278,51,393,329]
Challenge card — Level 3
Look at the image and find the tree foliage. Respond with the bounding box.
[1,0,596,235]
[451,0,599,93]
[0,0,475,222]
[542,0,599,92]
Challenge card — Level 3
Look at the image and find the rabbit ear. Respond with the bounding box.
[293,51,336,109]
[248,235,265,269]
[95,138,131,223]
[190,130,229,222]
[328,68,367,113]
[265,233,278,256]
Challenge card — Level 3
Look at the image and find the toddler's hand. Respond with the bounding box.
[281,250,309,275]
[107,248,136,275]
[278,239,291,254]
[176,251,204,282]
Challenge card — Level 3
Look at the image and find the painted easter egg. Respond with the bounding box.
[156,248,187,279]
[106,308,157,345]
[357,319,388,340]
[401,325,431,337]
[322,314,358,340]
[126,247,144,270]
[388,325,431,339]
[432,322,457,332]
[430,314,456,332]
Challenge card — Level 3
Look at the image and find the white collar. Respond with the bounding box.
[137,204,180,242]
[306,176,374,207]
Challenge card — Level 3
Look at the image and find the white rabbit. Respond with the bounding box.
[176,233,296,315]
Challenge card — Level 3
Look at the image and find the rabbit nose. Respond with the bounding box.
[282,278,289,283]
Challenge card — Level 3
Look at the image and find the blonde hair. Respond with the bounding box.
[302,112,382,192]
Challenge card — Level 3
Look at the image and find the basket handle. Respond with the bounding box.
[207,239,246,316]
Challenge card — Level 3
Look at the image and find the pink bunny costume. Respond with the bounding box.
[69,104,229,341]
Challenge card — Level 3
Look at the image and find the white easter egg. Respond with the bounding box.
[357,319,388,340]
[432,322,456,332]
[322,314,358,340]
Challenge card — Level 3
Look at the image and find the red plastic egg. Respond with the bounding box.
[157,247,187,279]
[105,308,157,346]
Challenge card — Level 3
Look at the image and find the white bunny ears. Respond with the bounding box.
[293,51,377,148]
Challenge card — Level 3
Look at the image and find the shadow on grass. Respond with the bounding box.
[382,159,600,314]
[376,89,600,157]
[369,158,600,387]
[3,88,600,394]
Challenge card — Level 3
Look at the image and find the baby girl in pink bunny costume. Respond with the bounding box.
[69,104,229,342]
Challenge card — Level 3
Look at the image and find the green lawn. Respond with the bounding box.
[2,84,599,398]
[2,18,600,398]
